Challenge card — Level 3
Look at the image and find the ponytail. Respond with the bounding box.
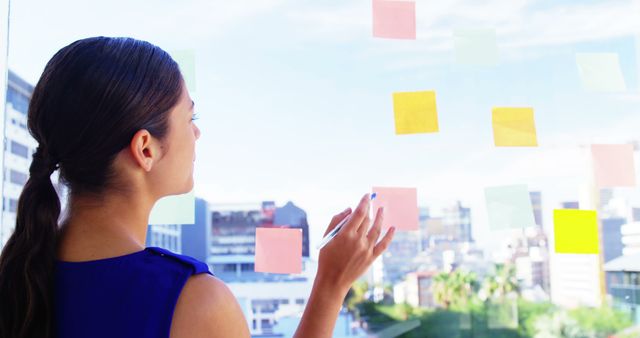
[0,146,61,338]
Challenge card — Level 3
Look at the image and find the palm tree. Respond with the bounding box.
[432,270,478,310]
[482,263,519,301]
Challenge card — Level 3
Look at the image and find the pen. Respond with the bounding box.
[317,193,377,250]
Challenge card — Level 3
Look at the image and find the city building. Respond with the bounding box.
[381,228,422,284]
[442,201,473,243]
[273,201,311,258]
[604,253,640,324]
[181,197,211,262]
[507,226,551,295]
[550,253,602,308]
[272,309,368,337]
[208,201,314,336]
[1,70,66,248]
[621,222,640,256]
[602,217,625,263]
[146,224,182,253]
[561,201,579,209]
[393,271,438,308]
[529,191,543,228]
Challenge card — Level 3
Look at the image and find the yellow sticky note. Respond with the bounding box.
[554,209,599,254]
[492,107,538,147]
[393,91,439,135]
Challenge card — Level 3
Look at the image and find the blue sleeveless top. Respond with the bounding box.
[54,247,212,338]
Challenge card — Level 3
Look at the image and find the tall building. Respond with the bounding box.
[604,254,640,324]
[146,224,181,253]
[529,191,543,228]
[393,271,438,308]
[418,207,430,251]
[561,201,580,209]
[208,201,314,336]
[633,208,640,222]
[381,228,422,284]
[602,217,625,263]
[180,197,211,262]
[1,70,66,248]
[442,201,473,243]
[414,203,480,275]
[621,222,640,256]
[550,253,602,308]
[274,201,311,257]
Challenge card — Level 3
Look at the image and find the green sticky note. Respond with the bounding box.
[149,190,195,225]
[170,50,196,93]
[636,36,640,90]
[576,53,626,92]
[392,90,439,135]
[454,29,499,66]
[485,185,536,230]
[554,209,599,254]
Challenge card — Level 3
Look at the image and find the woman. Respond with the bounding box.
[0,37,395,338]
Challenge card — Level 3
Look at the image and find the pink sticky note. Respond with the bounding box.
[591,144,636,188]
[255,227,302,274]
[371,187,419,231]
[372,0,416,40]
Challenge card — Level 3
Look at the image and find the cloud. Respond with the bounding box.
[7,0,289,82]
[284,0,640,68]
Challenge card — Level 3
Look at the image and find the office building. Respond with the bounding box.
[208,200,314,336]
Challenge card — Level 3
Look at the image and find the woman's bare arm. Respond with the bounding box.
[294,194,395,338]
[171,194,394,338]
[170,274,251,338]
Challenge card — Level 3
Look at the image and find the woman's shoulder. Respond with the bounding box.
[169,273,251,338]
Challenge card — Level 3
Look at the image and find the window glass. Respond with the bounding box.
[2,0,640,336]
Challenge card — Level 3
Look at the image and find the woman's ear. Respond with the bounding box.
[129,129,158,172]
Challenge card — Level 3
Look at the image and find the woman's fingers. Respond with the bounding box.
[343,194,371,234]
[373,226,396,258]
[324,208,352,237]
[366,207,384,244]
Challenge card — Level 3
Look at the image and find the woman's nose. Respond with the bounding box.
[194,124,201,140]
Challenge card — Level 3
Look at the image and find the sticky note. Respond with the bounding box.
[255,227,302,274]
[554,209,599,254]
[393,91,439,135]
[492,107,538,147]
[149,190,195,225]
[372,0,416,40]
[485,185,536,230]
[454,29,499,66]
[576,53,626,92]
[591,144,636,188]
[371,187,419,231]
[170,50,196,93]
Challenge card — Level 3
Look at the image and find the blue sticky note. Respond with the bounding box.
[485,185,536,230]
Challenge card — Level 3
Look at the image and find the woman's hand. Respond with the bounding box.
[316,193,396,295]
[293,194,395,338]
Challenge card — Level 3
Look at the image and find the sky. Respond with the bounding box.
[6,0,640,258]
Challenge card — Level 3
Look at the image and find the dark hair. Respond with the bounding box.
[0,37,184,338]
